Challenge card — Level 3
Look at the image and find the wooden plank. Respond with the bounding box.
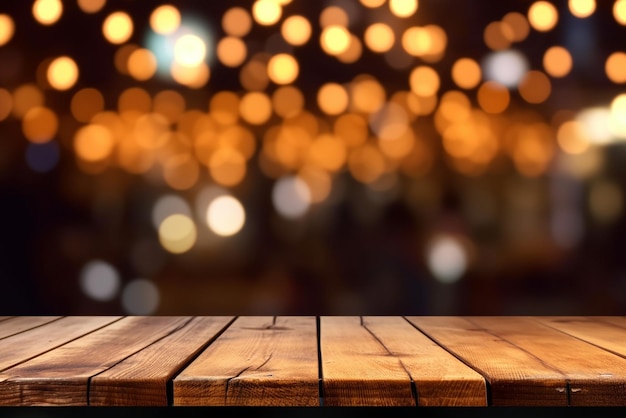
[537,316,626,359]
[0,317,14,323]
[320,316,415,406]
[0,316,191,406]
[0,316,63,340]
[0,316,121,373]
[472,316,626,406]
[173,316,319,406]
[412,316,626,406]
[89,316,234,406]
[360,316,487,406]
[406,316,569,406]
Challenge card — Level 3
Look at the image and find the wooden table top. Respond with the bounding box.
[1,316,626,407]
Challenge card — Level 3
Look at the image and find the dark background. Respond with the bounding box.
[1,0,626,316]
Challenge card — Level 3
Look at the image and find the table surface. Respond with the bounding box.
[1,316,626,406]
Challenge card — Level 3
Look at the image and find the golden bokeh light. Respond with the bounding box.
[0,14,15,46]
[272,86,304,118]
[163,154,199,190]
[153,90,186,123]
[477,81,510,114]
[71,88,105,123]
[209,147,247,186]
[528,1,558,32]
[452,58,482,89]
[74,124,115,162]
[222,7,253,37]
[12,84,44,119]
[217,36,247,67]
[114,44,139,75]
[239,58,270,91]
[77,0,106,14]
[360,0,386,7]
[307,134,347,172]
[557,120,590,154]
[170,61,210,88]
[0,89,12,122]
[606,52,626,83]
[484,21,513,51]
[32,0,63,25]
[321,25,351,56]
[409,65,440,97]
[206,195,246,237]
[615,0,626,25]
[336,35,363,64]
[348,143,386,184]
[389,0,418,18]
[401,25,446,60]
[518,70,552,104]
[22,106,58,144]
[320,6,349,28]
[103,11,134,44]
[252,0,282,26]
[317,83,349,115]
[350,76,386,113]
[174,34,207,67]
[502,12,530,42]
[47,56,79,91]
[298,166,332,204]
[127,48,158,81]
[569,0,596,18]
[364,23,395,53]
[239,91,272,125]
[210,91,240,125]
[281,15,312,46]
[118,87,152,115]
[334,113,368,148]
[543,46,573,77]
[149,4,181,35]
[158,214,197,254]
[267,53,299,85]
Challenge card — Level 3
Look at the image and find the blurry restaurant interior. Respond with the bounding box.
[2,0,626,316]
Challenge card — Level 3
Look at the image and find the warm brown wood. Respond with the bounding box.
[360,316,487,406]
[410,316,626,406]
[89,316,234,406]
[320,316,415,406]
[0,316,191,405]
[173,316,319,406]
[0,316,63,340]
[0,316,121,373]
[536,316,626,359]
[406,316,570,406]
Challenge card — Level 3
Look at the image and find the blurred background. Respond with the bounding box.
[2,0,626,316]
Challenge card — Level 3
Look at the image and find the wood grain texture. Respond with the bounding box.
[361,316,487,406]
[536,317,626,359]
[0,316,121,373]
[320,316,415,406]
[0,316,62,340]
[406,316,569,406]
[0,316,190,405]
[173,316,319,406]
[411,317,626,406]
[89,316,234,406]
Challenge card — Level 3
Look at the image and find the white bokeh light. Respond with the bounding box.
[482,49,529,88]
[426,235,468,284]
[121,279,160,314]
[206,195,246,237]
[272,176,311,219]
[79,260,120,301]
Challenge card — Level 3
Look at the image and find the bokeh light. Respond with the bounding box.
[206,195,246,237]
[150,4,181,35]
[426,234,469,284]
[103,11,134,44]
[47,56,79,91]
[32,0,63,26]
[80,260,120,302]
[121,279,160,315]
[0,14,15,46]
[158,213,197,254]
